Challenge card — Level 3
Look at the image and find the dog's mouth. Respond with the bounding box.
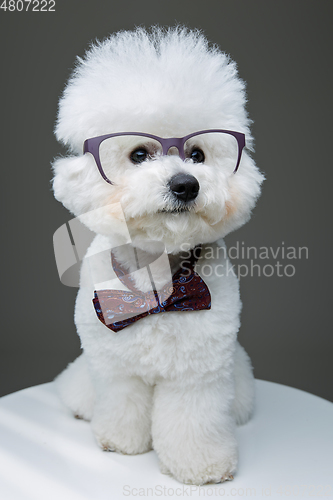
[159,207,191,214]
[158,195,197,214]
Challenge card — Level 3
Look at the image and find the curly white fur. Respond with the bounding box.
[52,26,263,485]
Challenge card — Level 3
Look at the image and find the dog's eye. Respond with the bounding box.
[130,148,149,164]
[190,148,205,163]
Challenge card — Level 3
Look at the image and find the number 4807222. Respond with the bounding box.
[0,0,55,11]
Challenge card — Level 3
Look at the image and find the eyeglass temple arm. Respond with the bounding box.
[233,132,246,173]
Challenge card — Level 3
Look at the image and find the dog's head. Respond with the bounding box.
[52,27,264,253]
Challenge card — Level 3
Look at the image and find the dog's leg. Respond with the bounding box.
[54,353,95,421]
[231,341,255,425]
[152,376,238,485]
[90,375,153,455]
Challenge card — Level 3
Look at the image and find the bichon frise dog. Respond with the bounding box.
[52,27,264,485]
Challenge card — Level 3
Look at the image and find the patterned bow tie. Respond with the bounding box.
[92,246,211,332]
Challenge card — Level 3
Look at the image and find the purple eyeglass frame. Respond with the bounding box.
[83,129,246,184]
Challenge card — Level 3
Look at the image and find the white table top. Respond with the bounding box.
[0,380,332,500]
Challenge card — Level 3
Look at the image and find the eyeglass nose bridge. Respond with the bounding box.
[160,138,186,160]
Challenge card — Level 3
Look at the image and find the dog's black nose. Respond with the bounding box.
[169,173,200,203]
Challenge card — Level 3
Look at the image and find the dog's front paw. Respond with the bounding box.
[96,432,152,455]
[92,418,152,455]
[157,442,238,485]
[177,456,237,485]
[158,459,236,485]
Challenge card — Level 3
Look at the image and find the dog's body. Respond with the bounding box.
[52,27,263,485]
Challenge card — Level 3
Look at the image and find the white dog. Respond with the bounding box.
[52,27,264,485]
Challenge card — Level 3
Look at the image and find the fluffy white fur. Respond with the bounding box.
[52,27,263,485]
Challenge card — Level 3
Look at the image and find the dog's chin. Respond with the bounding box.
[125,207,226,254]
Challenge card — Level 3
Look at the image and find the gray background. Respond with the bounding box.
[1,1,332,400]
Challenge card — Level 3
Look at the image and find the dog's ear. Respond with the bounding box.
[222,152,264,235]
[52,154,96,216]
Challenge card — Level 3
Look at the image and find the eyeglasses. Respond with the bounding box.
[83,129,246,184]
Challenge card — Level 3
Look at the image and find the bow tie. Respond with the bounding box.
[92,246,211,332]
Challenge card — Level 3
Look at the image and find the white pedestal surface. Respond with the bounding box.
[0,380,332,499]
